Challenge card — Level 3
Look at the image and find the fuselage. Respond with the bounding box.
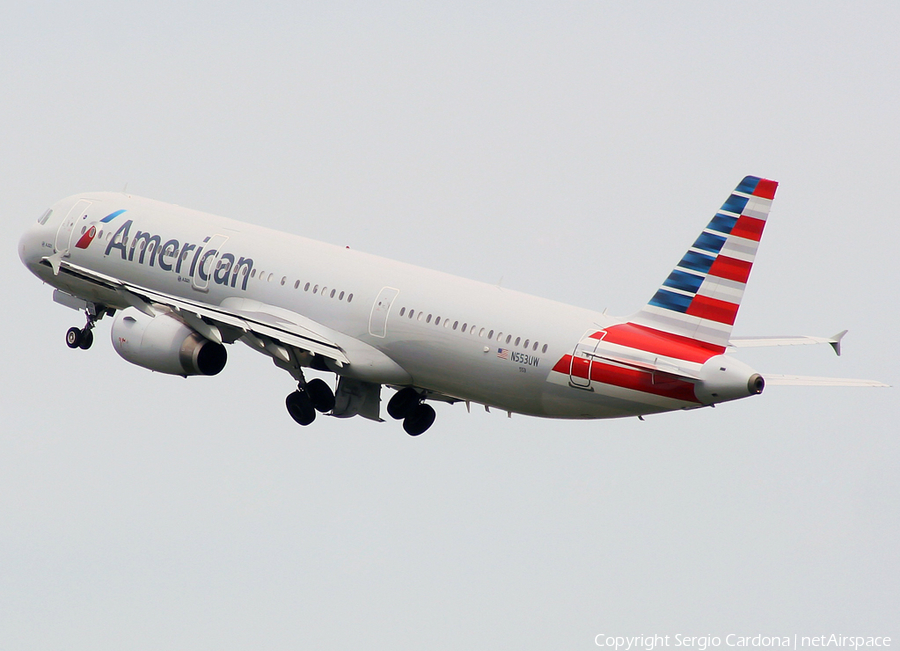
[20,191,760,421]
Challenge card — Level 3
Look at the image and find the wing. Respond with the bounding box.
[50,257,350,365]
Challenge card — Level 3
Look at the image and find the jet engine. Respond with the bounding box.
[110,308,227,376]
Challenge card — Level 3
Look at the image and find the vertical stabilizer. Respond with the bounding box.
[630,176,778,350]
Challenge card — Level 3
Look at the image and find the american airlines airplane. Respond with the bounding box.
[18,176,886,435]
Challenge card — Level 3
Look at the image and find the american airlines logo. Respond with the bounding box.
[75,209,127,250]
[102,217,255,291]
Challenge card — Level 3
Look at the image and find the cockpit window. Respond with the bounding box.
[37,209,52,225]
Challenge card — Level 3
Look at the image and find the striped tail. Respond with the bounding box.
[629,176,778,351]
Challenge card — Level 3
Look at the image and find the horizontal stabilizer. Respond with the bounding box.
[764,374,889,387]
[729,330,847,356]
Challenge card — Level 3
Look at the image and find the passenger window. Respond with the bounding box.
[426,314,432,324]
[294,280,300,289]
[251,269,257,278]
[542,344,548,353]
[281,276,286,285]
[533,341,539,351]
[313,285,318,294]
[488,330,494,339]
[479,328,485,337]
[523,339,529,348]
[400,307,406,316]
[453,321,458,330]
[330,289,336,298]
[506,335,512,344]
[339,291,345,300]
[348,294,353,302]
[515,337,521,346]
[435,317,441,326]
[461,323,467,332]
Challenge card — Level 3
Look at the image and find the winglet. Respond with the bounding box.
[829,330,848,357]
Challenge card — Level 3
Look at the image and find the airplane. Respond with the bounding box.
[17,176,887,435]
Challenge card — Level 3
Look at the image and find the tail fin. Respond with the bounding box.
[629,176,778,350]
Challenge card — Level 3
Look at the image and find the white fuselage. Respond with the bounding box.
[20,192,749,421]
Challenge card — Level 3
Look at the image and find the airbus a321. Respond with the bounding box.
[18,176,886,435]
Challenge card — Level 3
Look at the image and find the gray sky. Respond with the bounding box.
[2,1,897,648]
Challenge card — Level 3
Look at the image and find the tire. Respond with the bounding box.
[66,327,82,349]
[286,390,316,426]
[403,403,436,436]
[306,378,335,413]
[388,387,421,420]
[78,329,94,350]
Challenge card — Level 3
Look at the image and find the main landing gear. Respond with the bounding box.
[283,379,436,437]
[387,387,436,436]
[285,378,335,426]
[65,305,111,350]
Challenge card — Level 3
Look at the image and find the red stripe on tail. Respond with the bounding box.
[686,295,739,325]
[731,215,766,242]
[752,179,778,200]
[707,255,752,283]
[598,323,725,363]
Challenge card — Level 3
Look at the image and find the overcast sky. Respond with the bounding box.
[2,1,898,649]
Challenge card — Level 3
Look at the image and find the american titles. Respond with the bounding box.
[104,219,254,290]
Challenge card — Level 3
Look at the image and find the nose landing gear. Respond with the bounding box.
[66,326,93,350]
[65,304,111,350]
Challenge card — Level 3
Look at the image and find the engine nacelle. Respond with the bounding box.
[111,309,227,376]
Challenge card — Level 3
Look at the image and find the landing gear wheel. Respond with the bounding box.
[306,378,335,413]
[66,327,82,349]
[286,390,316,426]
[388,387,421,420]
[78,329,94,350]
[403,403,436,436]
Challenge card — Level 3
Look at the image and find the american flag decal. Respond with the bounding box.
[497,348,509,360]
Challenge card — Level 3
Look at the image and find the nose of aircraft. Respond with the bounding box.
[19,214,50,270]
